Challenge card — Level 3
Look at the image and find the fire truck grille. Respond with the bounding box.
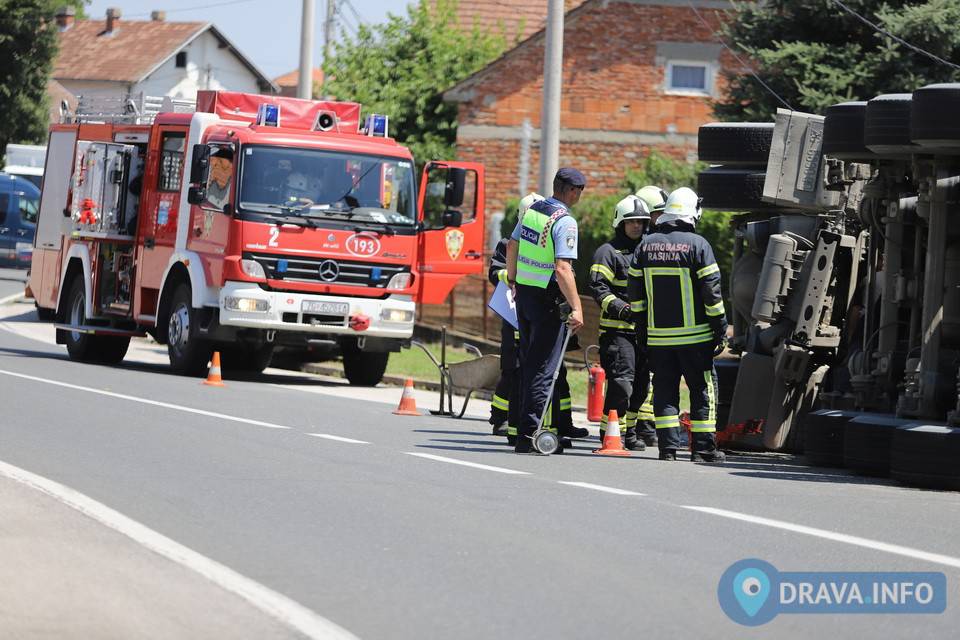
[245,253,407,288]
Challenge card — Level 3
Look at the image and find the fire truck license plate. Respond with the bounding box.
[301,301,349,315]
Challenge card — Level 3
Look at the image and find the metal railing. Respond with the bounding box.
[66,93,196,125]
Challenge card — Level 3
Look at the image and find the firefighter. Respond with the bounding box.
[628,187,727,463]
[507,168,586,454]
[589,194,653,450]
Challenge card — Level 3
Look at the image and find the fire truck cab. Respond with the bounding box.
[29,91,484,384]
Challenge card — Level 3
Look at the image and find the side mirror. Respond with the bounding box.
[441,209,462,228]
[189,144,210,185]
[187,186,206,205]
[444,168,466,208]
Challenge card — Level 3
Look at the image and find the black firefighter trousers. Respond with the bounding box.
[649,343,720,454]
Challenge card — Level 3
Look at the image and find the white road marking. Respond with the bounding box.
[404,452,530,475]
[0,292,24,306]
[558,481,645,496]
[0,459,358,640]
[684,505,960,570]
[0,368,292,430]
[306,433,370,444]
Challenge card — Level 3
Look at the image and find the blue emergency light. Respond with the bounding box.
[364,114,389,138]
[257,103,281,127]
[370,266,382,282]
[276,259,288,273]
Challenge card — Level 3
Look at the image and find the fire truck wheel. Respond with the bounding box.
[697,123,774,165]
[93,336,131,365]
[221,344,274,374]
[63,277,97,361]
[166,284,212,376]
[823,101,873,160]
[341,340,389,386]
[891,424,960,490]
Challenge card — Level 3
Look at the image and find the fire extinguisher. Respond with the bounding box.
[585,345,605,423]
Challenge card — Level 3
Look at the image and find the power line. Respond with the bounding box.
[828,0,960,72]
[686,1,794,111]
[126,0,266,18]
[342,0,367,28]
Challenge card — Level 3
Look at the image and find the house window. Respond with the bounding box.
[666,61,711,96]
[175,51,187,68]
[158,132,186,192]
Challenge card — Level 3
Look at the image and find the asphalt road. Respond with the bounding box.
[0,267,27,301]
[1,298,959,639]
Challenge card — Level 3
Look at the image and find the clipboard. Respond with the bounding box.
[487,281,518,329]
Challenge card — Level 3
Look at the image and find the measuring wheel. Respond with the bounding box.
[532,429,560,455]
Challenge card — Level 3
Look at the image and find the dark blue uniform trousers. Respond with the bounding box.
[649,343,719,453]
[515,285,566,444]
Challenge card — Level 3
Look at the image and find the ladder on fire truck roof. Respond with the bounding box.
[65,93,196,125]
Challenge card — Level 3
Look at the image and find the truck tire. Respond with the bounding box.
[802,409,857,467]
[166,284,212,376]
[342,340,389,386]
[891,424,960,490]
[842,414,911,477]
[823,101,872,160]
[864,93,915,156]
[697,168,768,211]
[221,344,274,374]
[910,83,960,149]
[697,123,774,165]
[63,277,97,362]
[94,336,131,365]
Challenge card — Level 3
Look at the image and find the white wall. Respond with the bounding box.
[57,79,130,100]
[137,30,261,99]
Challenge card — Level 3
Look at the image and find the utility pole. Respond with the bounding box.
[538,0,564,195]
[298,0,315,99]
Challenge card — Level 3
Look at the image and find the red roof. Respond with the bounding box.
[274,68,325,88]
[54,19,207,82]
[453,0,586,41]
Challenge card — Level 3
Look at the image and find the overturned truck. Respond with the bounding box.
[697,83,960,489]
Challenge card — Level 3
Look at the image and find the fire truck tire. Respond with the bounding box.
[842,414,911,477]
[802,409,857,467]
[93,336,131,364]
[697,123,774,165]
[697,168,768,211]
[910,83,960,149]
[166,284,212,376]
[63,277,97,362]
[341,340,389,386]
[891,424,960,490]
[823,101,873,160]
[221,344,274,374]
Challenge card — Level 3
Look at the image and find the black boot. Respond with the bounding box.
[506,434,517,447]
[624,427,646,451]
[492,423,509,436]
[691,450,726,463]
[561,425,589,439]
[691,432,725,463]
[638,421,658,447]
[658,449,677,461]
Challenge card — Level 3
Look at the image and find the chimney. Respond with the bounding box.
[105,7,121,34]
[151,10,166,21]
[55,6,75,31]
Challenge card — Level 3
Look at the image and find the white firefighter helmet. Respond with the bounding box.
[518,192,544,216]
[658,187,702,226]
[635,185,668,213]
[612,194,651,228]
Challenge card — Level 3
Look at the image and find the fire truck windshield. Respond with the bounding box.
[237,145,417,226]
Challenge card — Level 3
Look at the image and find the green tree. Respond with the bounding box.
[323,0,509,165]
[716,0,960,121]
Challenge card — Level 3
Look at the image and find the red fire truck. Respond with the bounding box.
[28,91,484,385]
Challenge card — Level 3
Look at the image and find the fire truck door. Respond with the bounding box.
[135,127,187,319]
[32,129,77,310]
[416,161,485,304]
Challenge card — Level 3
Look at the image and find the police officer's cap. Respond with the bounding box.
[554,167,586,187]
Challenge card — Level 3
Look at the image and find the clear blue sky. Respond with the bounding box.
[86,0,413,80]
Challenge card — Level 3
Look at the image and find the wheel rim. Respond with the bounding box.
[168,303,191,359]
[70,288,84,343]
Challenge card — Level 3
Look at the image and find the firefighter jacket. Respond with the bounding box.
[489,237,509,286]
[589,229,640,335]
[627,220,726,347]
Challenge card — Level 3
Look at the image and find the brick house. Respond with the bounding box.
[273,68,325,98]
[422,0,736,338]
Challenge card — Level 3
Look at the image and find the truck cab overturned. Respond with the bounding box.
[28,91,484,384]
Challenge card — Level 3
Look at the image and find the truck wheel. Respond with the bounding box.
[823,101,872,160]
[221,344,274,374]
[166,284,212,376]
[910,83,960,149]
[864,93,915,156]
[93,336,131,365]
[891,424,960,490]
[802,409,857,467]
[342,340,389,386]
[697,123,774,165]
[63,277,96,361]
[842,414,910,477]
[697,168,768,211]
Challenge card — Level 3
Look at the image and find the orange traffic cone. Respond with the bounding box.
[594,409,631,456]
[203,351,225,387]
[393,378,420,416]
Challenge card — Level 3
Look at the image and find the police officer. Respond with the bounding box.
[489,194,543,442]
[628,187,727,463]
[507,168,586,454]
[589,195,653,450]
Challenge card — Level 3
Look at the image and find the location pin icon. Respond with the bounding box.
[733,568,770,617]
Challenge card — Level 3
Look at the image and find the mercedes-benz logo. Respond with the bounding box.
[318,259,339,282]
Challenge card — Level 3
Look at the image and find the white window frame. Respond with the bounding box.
[664,60,714,97]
